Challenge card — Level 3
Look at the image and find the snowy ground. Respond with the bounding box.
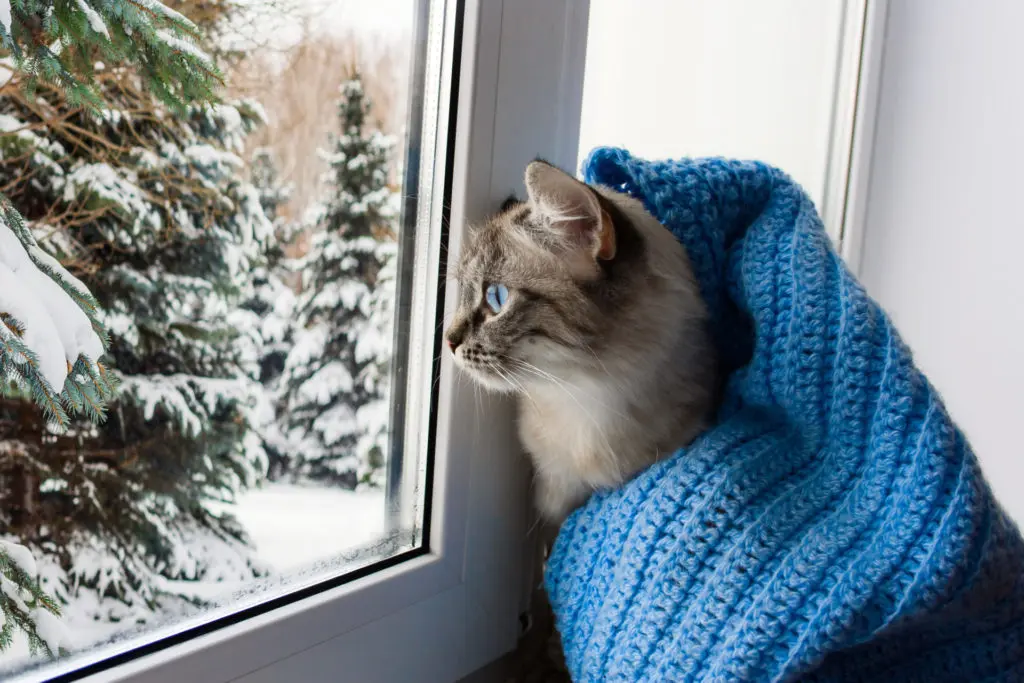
[231,483,386,572]
[0,483,385,673]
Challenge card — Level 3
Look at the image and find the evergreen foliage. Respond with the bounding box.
[238,147,296,480]
[0,0,222,428]
[0,199,116,430]
[0,0,221,110]
[0,68,275,652]
[278,76,398,488]
[0,0,266,659]
[0,539,64,657]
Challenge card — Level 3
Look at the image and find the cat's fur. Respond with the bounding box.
[445,160,716,523]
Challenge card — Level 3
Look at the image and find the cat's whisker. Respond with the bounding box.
[507,360,611,435]
[489,362,532,402]
[507,356,628,422]
[569,336,631,397]
[524,513,543,540]
[474,377,483,423]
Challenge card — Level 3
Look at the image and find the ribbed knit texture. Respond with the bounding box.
[545,148,1024,682]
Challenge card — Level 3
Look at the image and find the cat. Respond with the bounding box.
[445,159,716,523]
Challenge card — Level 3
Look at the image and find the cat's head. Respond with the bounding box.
[444,159,662,393]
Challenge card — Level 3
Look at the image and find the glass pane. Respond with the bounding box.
[578,0,848,209]
[0,0,441,677]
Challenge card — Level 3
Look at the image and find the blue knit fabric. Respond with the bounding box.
[545,147,1024,682]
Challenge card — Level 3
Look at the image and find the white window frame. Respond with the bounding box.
[817,0,890,262]
[9,1,591,682]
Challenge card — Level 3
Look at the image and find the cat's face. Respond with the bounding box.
[444,160,646,392]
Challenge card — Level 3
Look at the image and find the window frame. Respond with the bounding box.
[837,0,890,276]
[13,1,592,682]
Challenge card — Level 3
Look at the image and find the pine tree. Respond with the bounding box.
[0,0,221,110]
[244,148,294,388]
[0,0,223,657]
[0,539,64,657]
[354,238,396,488]
[238,148,297,480]
[0,0,222,426]
[0,201,115,430]
[0,0,274,657]
[279,76,398,488]
[0,81,275,653]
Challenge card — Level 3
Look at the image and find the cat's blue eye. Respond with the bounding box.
[485,283,509,314]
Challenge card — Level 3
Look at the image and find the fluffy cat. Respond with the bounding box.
[445,160,716,523]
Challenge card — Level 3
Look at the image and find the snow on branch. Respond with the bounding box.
[120,374,252,437]
[0,204,114,428]
[0,539,67,658]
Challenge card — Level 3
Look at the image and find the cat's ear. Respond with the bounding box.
[524,160,616,262]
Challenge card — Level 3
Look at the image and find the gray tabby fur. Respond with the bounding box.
[445,160,716,523]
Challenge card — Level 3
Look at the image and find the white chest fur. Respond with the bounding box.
[517,373,636,519]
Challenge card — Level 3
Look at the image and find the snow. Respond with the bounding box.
[25,244,94,307]
[120,374,204,436]
[0,113,68,170]
[309,278,369,312]
[75,0,109,39]
[0,575,30,612]
[312,403,357,444]
[131,0,197,32]
[298,360,354,405]
[62,162,162,238]
[100,310,138,346]
[0,222,104,392]
[29,609,68,654]
[120,374,256,440]
[227,483,385,572]
[0,483,385,670]
[185,143,243,169]
[0,541,38,578]
[156,29,215,73]
[0,263,66,390]
[209,103,244,136]
[286,324,328,369]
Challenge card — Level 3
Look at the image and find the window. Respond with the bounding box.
[577,0,873,246]
[2,0,434,678]
[1,1,592,681]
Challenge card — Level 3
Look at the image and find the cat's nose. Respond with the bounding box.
[445,325,465,354]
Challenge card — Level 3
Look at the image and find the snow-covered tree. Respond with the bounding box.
[0,538,64,657]
[0,1,274,656]
[237,148,297,480]
[0,0,220,110]
[0,0,222,425]
[0,202,114,429]
[353,238,396,488]
[243,148,294,386]
[0,87,274,651]
[0,0,224,657]
[278,76,398,488]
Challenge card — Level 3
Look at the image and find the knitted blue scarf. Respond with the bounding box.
[545,148,1024,682]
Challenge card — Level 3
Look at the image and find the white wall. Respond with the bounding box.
[578,0,844,208]
[859,1,1024,521]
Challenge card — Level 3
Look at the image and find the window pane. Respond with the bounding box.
[0,0,440,677]
[578,0,846,209]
